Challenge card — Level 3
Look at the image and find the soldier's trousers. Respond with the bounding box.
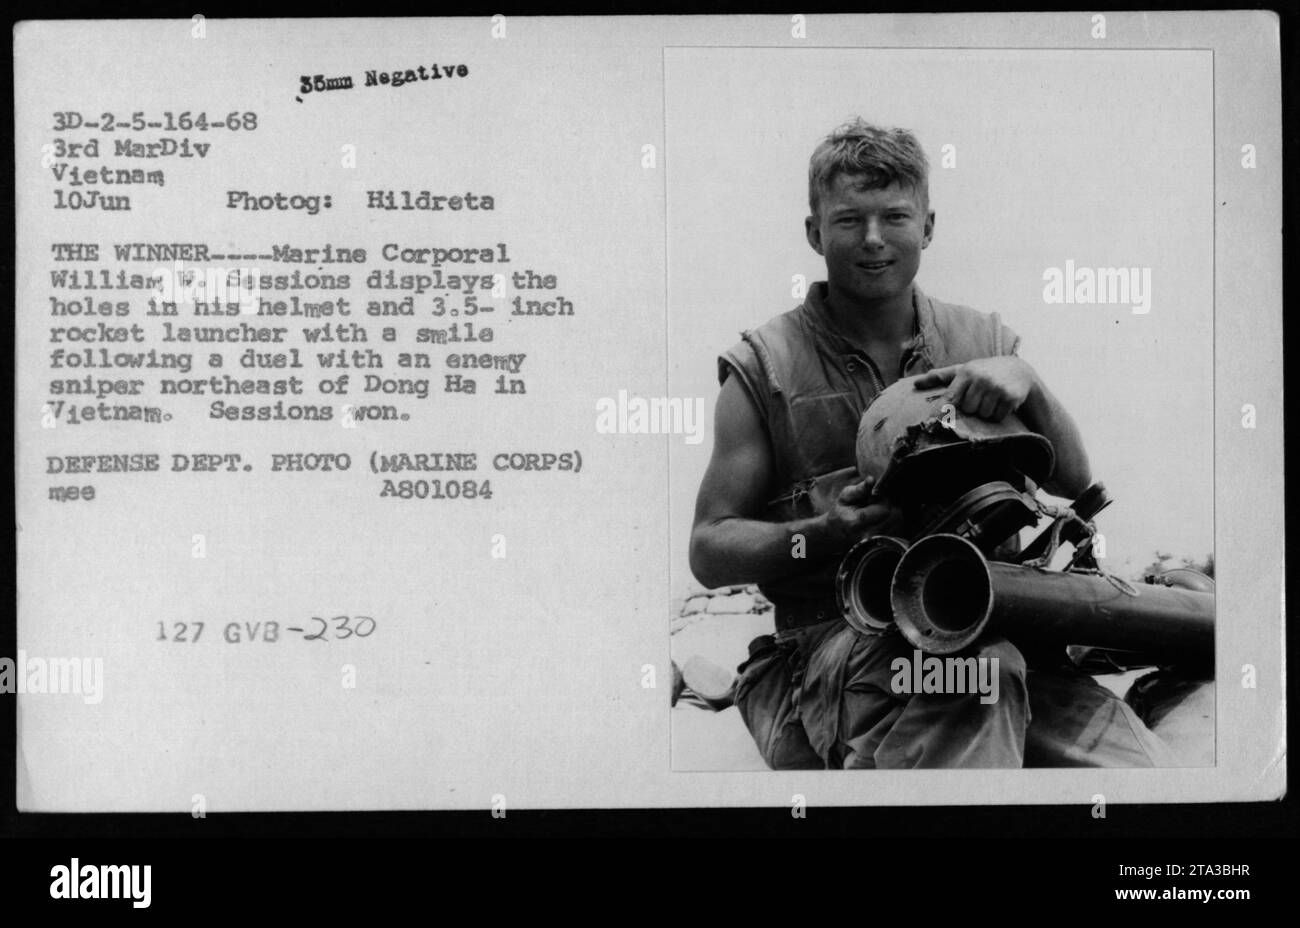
[734,620,1176,769]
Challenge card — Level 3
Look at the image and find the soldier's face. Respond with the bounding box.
[806,176,934,307]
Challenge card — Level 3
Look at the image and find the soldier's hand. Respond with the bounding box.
[824,475,901,545]
[913,356,1038,422]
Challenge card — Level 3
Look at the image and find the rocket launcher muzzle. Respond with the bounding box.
[888,533,1215,666]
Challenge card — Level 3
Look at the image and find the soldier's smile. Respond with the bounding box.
[806,176,934,311]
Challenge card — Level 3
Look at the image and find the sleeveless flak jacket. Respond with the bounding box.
[718,282,1019,630]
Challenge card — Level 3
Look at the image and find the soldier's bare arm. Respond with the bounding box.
[1012,369,1091,497]
[689,375,899,590]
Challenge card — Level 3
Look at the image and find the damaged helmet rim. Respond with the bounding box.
[858,376,1056,499]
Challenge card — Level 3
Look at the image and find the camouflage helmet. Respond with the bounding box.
[856,375,1055,503]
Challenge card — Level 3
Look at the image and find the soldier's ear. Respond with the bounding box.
[805,214,824,256]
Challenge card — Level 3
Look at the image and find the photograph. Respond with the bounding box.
[4,12,1287,874]
[667,47,1217,772]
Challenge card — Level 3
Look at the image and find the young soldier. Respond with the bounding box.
[689,118,1172,769]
